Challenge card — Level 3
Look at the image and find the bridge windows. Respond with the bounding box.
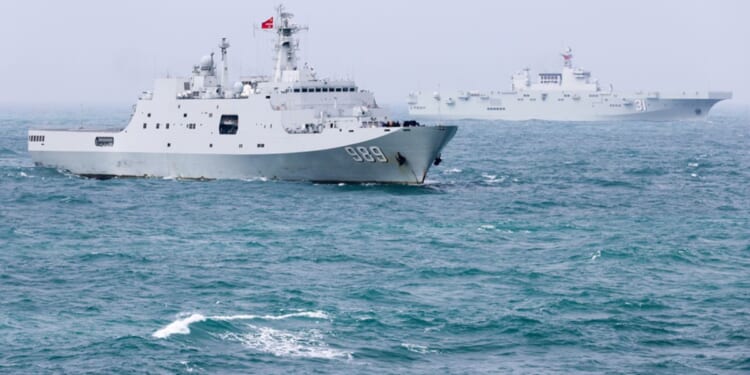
[295,86,357,93]
[539,73,562,84]
[219,115,239,135]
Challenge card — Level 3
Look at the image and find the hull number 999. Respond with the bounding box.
[345,146,388,163]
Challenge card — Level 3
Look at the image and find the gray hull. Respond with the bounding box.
[410,94,731,122]
[30,126,457,184]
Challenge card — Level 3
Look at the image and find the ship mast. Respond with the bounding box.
[219,37,230,93]
[561,47,573,68]
[272,5,308,82]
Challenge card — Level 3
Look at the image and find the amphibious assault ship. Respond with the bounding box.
[28,6,456,184]
[408,48,731,121]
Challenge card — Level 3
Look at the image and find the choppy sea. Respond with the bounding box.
[1,106,749,374]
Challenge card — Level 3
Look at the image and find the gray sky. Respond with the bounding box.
[1,0,747,109]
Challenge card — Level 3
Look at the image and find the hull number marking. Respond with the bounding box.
[634,99,648,112]
[345,146,388,163]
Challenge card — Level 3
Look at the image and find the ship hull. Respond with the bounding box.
[29,126,456,184]
[408,91,732,121]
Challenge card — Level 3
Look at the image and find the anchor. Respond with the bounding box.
[395,152,407,166]
[433,153,443,166]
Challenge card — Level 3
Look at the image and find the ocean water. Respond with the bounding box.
[1,106,749,374]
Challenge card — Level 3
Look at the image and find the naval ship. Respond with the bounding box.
[408,48,731,121]
[28,6,456,184]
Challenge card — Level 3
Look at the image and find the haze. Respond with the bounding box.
[1,0,747,110]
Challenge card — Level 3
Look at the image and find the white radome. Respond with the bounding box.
[199,55,213,70]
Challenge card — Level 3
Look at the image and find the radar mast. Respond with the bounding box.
[270,4,308,82]
[219,37,230,93]
[561,47,573,68]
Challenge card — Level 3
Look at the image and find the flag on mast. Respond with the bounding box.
[261,17,274,29]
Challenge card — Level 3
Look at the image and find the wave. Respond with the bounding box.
[153,311,348,360]
[152,311,329,339]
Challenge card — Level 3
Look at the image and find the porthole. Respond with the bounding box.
[166,123,170,129]
[143,123,147,129]
[209,143,213,148]
[183,113,187,118]
[147,113,151,117]
[167,143,171,147]
[156,123,160,129]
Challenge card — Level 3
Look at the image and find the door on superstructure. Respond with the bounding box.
[219,115,239,135]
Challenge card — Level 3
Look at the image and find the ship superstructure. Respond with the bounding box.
[408,48,731,121]
[28,6,456,184]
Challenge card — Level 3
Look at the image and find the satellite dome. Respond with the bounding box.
[233,81,243,93]
[199,55,213,70]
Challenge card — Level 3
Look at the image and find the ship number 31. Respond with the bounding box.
[634,99,648,112]
[345,146,388,163]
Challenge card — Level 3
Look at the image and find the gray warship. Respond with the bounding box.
[28,5,456,184]
[408,48,731,121]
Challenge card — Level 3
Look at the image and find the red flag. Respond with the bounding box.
[261,17,274,29]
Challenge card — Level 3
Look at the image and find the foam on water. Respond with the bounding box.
[216,311,330,321]
[221,326,352,359]
[443,168,462,174]
[152,311,330,339]
[477,224,496,231]
[481,173,497,181]
[591,250,602,261]
[153,311,346,359]
[401,343,437,354]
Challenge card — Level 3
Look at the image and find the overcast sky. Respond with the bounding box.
[0,0,747,109]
